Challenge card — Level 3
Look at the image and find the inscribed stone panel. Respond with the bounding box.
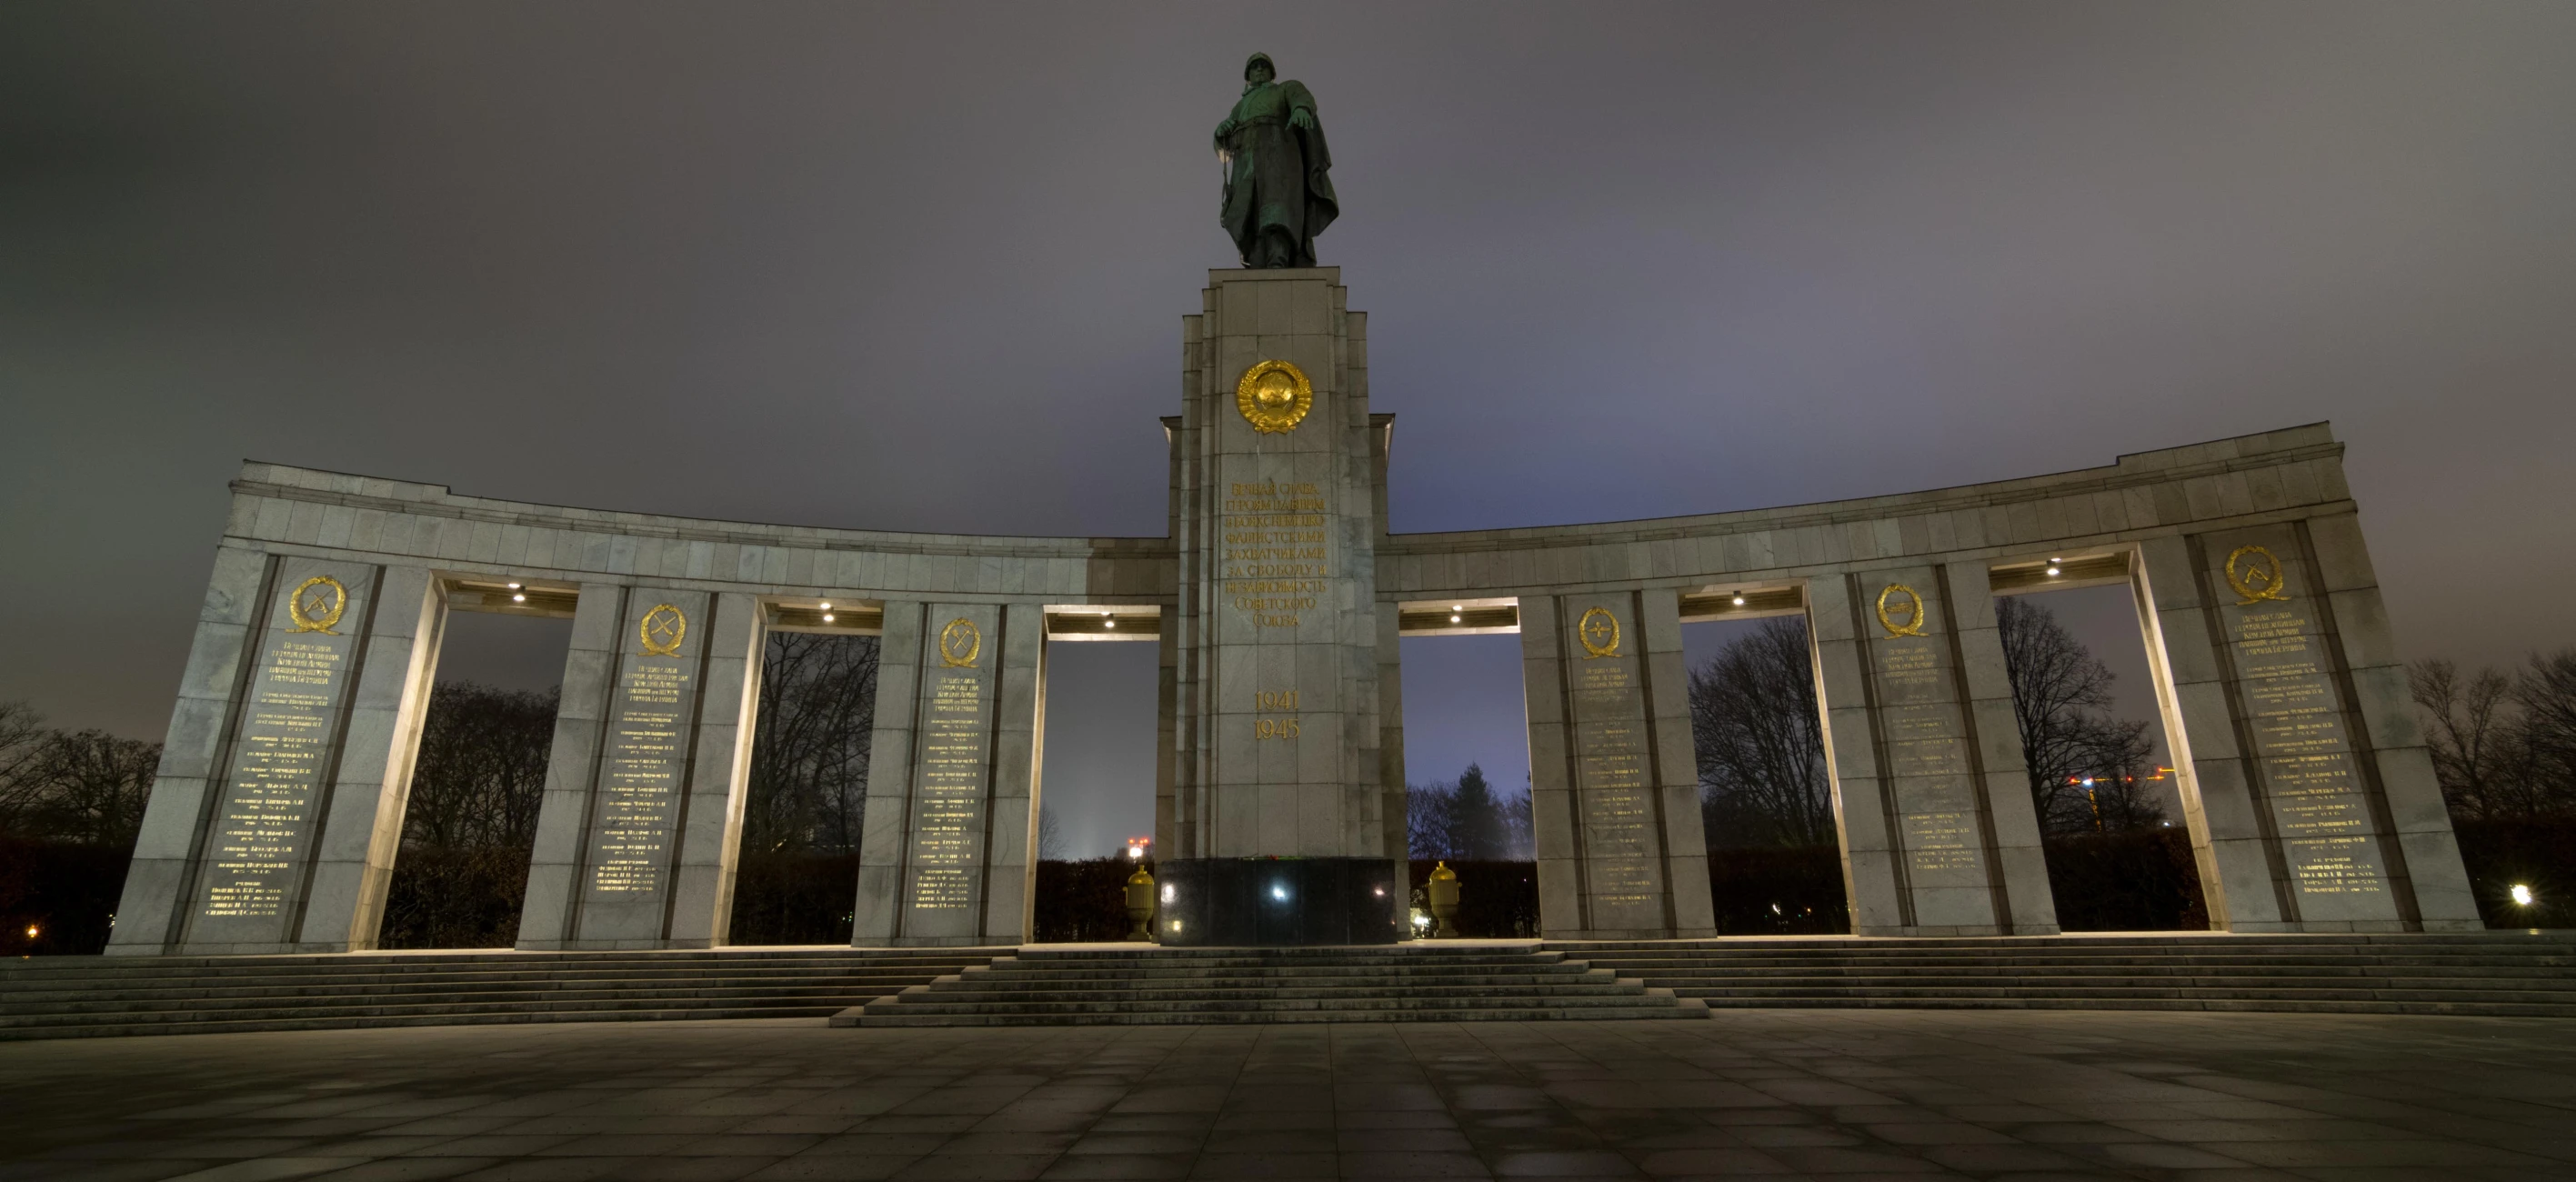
[570,592,711,940]
[188,559,376,947]
[1560,594,1667,933]
[900,604,999,940]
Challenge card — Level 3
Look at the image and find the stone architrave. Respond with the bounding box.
[1520,592,1715,939]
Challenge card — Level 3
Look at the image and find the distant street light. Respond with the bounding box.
[2511,884,2536,907]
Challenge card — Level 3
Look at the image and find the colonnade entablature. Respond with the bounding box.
[109,415,2479,956]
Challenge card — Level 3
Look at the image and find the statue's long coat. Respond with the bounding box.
[1218,79,1338,267]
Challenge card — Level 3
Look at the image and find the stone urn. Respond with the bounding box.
[1125,866,1157,942]
[1426,861,1460,938]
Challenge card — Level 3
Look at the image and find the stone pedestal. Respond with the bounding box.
[1158,268,1398,942]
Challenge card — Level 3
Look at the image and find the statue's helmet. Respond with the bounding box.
[1243,53,1276,81]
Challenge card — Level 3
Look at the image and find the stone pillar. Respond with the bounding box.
[2145,525,2438,931]
[516,583,625,948]
[2133,537,2285,929]
[1158,268,1395,946]
[1811,568,2046,936]
[112,555,435,955]
[852,602,1038,947]
[1944,562,2061,935]
[851,602,925,945]
[299,566,444,950]
[1520,592,1716,939]
[1807,576,1909,935]
[109,546,277,954]
[1375,596,1409,866]
[664,591,765,948]
[2306,515,2481,930]
[516,587,757,949]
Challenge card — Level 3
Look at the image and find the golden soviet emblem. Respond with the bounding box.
[1876,584,1929,637]
[286,575,347,635]
[638,604,687,656]
[1235,359,1313,434]
[1577,606,1623,659]
[938,617,983,668]
[2225,545,2291,605]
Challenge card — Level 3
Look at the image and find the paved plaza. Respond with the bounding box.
[3,1011,2573,1180]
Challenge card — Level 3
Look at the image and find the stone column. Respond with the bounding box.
[851,602,1037,947]
[1807,576,1909,935]
[1812,567,2040,936]
[851,602,923,945]
[663,591,765,948]
[1944,561,2060,935]
[299,566,445,950]
[109,545,276,954]
[2153,525,2422,931]
[983,603,1046,945]
[1520,592,1716,938]
[2133,537,2285,929]
[2306,514,2481,930]
[516,583,626,948]
[516,586,744,949]
[116,556,406,954]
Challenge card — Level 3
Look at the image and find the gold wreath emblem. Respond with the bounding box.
[638,604,687,656]
[286,575,346,635]
[1576,605,1622,659]
[1235,359,1313,434]
[1876,584,1929,637]
[938,617,982,668]
[2224,545,2290,606]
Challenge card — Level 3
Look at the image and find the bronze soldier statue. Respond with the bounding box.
[1215,53,1338,268]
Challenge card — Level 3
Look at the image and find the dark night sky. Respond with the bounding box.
[5,4,2574,856]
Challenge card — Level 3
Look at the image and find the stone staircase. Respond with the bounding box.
[1549,932,2576,1017]
[0,947,1008,1040]
[837,944,1708,1026]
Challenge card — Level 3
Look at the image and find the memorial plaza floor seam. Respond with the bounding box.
[2,1009,2572,1181]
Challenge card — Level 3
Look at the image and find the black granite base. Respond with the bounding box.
[1154,856,1402,947]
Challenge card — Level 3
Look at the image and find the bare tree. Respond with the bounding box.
[1689,618,1835,848]
[0,701,57,829]
[2516,648,2576,817]
[1996,596,2159,835]
[2411,659,2537,821]
[404,684,557,850]
[743,633,879,856]
[1037,806,1067,861]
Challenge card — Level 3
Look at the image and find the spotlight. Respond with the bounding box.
[1451,605,1462,612]
[1106,618,1118,628]
[2511,884,2535,907]
[1271,884,1288,902]
[1449,614,1461,624]
[506,582,522,590]
[23,924,35,939]
[822,613,835,623]
[512,593,526,603]
[1731,595,1746,606]
[2046,566,2061,576]
[819,602,831,610]
[1160,884,1174,904]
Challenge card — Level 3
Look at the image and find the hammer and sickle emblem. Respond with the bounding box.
[939,617,983,668]
[1234,359,1314,434]
[638,604,687,656]
[286,575,346,635]
[2224,546,2290,606]
[1876,584,1929,637]
[1577,606,1622,659]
